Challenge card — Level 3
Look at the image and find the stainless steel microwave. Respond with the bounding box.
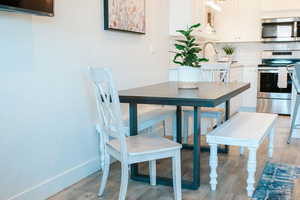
[262,17,300,42]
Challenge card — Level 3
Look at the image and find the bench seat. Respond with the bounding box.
[207,112,277,147]
[206,112,277,197]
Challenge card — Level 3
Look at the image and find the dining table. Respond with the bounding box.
[119,81,250,190]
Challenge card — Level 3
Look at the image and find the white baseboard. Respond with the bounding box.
[7,157,101,200]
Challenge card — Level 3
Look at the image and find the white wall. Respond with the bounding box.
[0,0,170,200]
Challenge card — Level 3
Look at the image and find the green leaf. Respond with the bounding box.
[174,44,186,51]
[189,47,201,53]
[198,58,209,62]
[175,40,188,44]
[173,53,184,65]
[190,23,201,29]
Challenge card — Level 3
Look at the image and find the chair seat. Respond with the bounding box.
[109,134,182,156]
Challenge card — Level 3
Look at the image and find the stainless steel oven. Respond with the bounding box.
[262,17,300,42]
[257,50,300,115]
[257,67,292,115]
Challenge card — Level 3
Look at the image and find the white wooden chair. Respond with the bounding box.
[89,67,182,200]
[288,65,300,144]
[182,64,230,143]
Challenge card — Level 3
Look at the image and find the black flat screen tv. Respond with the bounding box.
[0,0,54,16]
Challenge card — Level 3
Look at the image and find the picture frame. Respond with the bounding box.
[104,0,146,34]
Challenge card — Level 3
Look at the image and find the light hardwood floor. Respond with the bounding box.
[48,116,300,200]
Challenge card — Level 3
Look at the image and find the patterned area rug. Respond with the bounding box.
[252,162,300,200]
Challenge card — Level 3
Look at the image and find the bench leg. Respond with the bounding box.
[149,160,156,186]
[247,147,257,197]
[209,144,218,191]
[268,126,275,158]
[172,150,182,200]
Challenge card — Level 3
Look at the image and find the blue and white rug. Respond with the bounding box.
[252,162,300,200]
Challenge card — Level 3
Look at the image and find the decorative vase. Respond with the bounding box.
[177,66,200,89]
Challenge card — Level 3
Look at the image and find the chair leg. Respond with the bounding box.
[288,95,300,144]
[98,154,110,197]
[162,120,167,137]
[119,163,129,200]
[240,147,245,156]
[247,147,257,197]
[149,160,156,186]
[183,112,190,144]
[216,113,222,127]
[209,144,218,191]
[268,126,275,158]
[172,150,182,200]
[172,113,177,142]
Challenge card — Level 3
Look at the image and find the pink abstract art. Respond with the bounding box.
[104,0,146,34]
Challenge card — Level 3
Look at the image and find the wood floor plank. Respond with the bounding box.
[48,116,300,200]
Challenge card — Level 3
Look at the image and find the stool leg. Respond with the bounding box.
[209,143,218,191]
[247,147,257,197]
[183,112,190,144]
[288,94,300,144]
[172,113,177,142]
[268,126,275,158]
[240,147,245,156]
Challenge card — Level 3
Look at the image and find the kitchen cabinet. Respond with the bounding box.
[242,67,258,109]
[229,66,258,114]
[169,0,205,36]
[229,66,244,115]
[261,0,300,12]
[214,0,261,42]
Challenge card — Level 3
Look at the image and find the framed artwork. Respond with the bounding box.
[104,0,146,34]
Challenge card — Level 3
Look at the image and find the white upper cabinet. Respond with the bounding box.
[214,0,261,42]
[261,0,300,11]
[169,0,205,36]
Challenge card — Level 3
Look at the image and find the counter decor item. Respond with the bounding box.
[172,23,209,88]
[222,45,235,63]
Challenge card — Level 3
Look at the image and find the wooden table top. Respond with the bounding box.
[119,81,250,107]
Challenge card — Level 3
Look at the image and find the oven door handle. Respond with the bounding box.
[258,70,279,73]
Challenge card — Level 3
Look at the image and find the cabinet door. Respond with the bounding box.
[214,0,239,42]
[169,0,193,35]
[214,0,261,42]
[242,67,258,108]
[170,0,205,36]
[238,0,261,42]
[261,0,300,11]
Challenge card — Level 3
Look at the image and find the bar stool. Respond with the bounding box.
[288,65,300,144]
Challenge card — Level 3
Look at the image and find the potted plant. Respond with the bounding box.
[222,45,235,63]
[173,23,208,88]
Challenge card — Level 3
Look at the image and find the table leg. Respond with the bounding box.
[224,100,230,153]
[176,106,182,143]
[193,106,201,188]
[129,103,138,176]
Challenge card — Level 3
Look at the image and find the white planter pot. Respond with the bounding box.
[177,66,200,88]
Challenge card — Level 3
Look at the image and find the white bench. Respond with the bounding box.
[206,112,277,197]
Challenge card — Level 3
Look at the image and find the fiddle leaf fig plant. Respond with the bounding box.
[173,23,209,67]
